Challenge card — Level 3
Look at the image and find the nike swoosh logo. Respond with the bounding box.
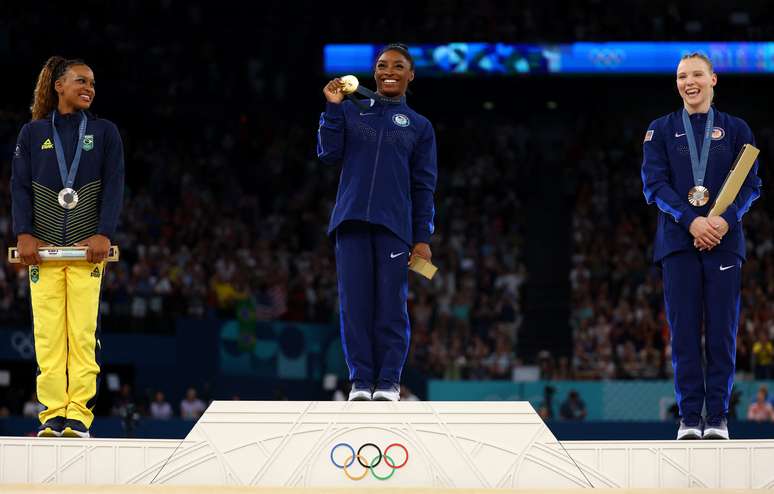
[360,112,375,116]
[675,132,686,138]
[390,252,405,259]
[719,265,736,271]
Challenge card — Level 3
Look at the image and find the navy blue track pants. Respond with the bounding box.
[335,220,411,386]
[661,248,742,418]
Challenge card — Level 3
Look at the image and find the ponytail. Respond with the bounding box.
[30,56,86,121]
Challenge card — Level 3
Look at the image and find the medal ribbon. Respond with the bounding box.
[681,107,714,187]
[51,110,87,189]
[345,86,404,111]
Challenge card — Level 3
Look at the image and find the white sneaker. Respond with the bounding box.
[703,416,729,440]
[348,385,372,401]
[676,417,702,440]
[372,384,400,401]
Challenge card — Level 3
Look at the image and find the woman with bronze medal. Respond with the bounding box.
[641,53,761,440]
[11,57,124,437]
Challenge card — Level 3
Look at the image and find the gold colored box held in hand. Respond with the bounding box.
[8,245,120,264]
[409,256,438,280]
[708,143,760,217]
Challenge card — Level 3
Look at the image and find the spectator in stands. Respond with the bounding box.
[752,331,774,379]
[747,386,774,422]
[111,384,136,418]
[149,391,173,420]
[22,392,44,418]
[180,387,207,420]
[537,385,556,421]
[559,390,587,421]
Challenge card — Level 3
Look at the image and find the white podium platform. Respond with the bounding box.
[1,401,773,489]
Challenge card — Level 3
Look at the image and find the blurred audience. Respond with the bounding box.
[180,387,207,420]
[150,391,174,420]
[747,385,774,422]
[559,390,587,421]
[22,392,44,418]
[747,386,774,422]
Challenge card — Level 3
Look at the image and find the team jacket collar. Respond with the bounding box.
[374,94,406,106]
[44,110,96,122]
[680,104,717,120]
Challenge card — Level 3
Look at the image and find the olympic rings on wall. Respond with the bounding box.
[330,442,409,481]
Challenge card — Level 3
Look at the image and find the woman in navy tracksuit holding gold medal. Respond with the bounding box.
[642,53,761,439]
[317,44,437,401]
[12,57,124,437]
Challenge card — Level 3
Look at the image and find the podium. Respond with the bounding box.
[1,401,774,489]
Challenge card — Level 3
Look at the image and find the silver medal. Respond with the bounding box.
[58,187,79,209]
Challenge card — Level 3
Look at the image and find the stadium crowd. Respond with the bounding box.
[0,4,773,423]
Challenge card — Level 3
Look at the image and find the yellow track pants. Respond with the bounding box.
[29,261,105,427]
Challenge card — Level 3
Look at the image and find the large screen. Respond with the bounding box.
[324,42,774,75]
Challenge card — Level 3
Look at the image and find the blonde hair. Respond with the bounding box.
[30,56,86,121]
[680,52,714,73]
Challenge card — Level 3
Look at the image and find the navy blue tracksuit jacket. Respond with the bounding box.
[12,110,124,244]
[642,107,761,419]
[317,96,437,386]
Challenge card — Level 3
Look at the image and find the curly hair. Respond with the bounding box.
[30,56,86,120]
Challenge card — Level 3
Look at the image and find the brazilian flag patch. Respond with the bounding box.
[82,135,94,151]
[30,266,40,283]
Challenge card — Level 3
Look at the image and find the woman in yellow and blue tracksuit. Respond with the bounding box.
[11,56,124,437]
[317,44,438,401]
[641,53,761,440]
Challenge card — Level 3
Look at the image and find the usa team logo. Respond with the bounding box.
[392,114,410,127]
[711,127,725,140]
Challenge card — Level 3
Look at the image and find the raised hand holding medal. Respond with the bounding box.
[339,75,359,95]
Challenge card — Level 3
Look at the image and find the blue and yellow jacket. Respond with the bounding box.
[316,96,437,246]
[641,107,761,262]
[11,110,124,245]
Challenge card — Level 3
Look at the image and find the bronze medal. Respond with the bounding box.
[687,185,710,207]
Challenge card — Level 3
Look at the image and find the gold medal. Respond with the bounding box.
[340,75,359,95]
[687,185,710,207]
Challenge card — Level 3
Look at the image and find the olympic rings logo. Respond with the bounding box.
[11,331,35,359]
[330,442,409,481]
[588,49,625,68]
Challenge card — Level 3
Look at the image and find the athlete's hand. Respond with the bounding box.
[695,215,729,251]
[689,217,723,251]
[75,234,110,263]
[323,78,345,104]
[17,233,45,266]
[411,242,432,263]
[694,237,714,251]
[708,215,729,237]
